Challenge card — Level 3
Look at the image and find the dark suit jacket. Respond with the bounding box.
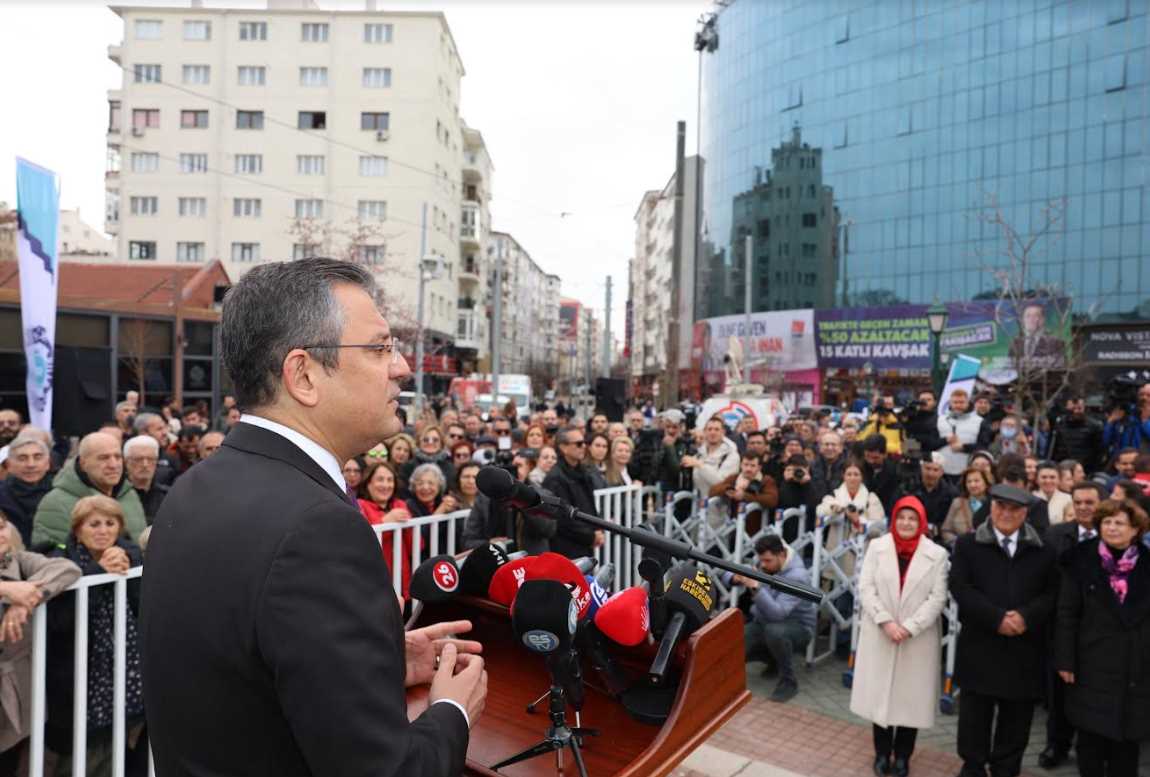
[141,422,468,777]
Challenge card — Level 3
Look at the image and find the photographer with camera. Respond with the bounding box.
[709,453,778,534]
[1101,383,1150,459]
[902,390,944,453]
[860,401,905,457]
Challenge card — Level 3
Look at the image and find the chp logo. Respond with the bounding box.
[432,561,459,594]
[714,401,757,430]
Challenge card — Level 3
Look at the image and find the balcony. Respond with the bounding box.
[460,204,480,248]
[462,151,482,183]
[107,44,122,65]
[456,310,483,351]
[459,258,481,283]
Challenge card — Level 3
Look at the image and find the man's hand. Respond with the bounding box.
[948,435,963,451]
[1,581,42,609]
[98,547,131,575]
[1058,670,1075,684]
[1107,408,1125,424]
[680,455,701,469]
[593,530,606,548]
[0,605,29,643]
[997,611,1026,636]
[405,619,483,688]
[1004,610,1027,634]
[429,643,487,729]
[732,574,759,590]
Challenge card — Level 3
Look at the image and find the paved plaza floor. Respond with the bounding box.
[669,653,1149,777]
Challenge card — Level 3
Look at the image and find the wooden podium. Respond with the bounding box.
[407,596,750,777]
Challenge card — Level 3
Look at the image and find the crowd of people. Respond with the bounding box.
[0,371,1144,776]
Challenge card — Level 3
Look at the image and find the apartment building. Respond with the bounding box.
[488,232,560,386]
[558,298,601,392]
[104,0,479,340]
[455,123,492,372]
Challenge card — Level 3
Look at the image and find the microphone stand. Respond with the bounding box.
[524,501,823,604]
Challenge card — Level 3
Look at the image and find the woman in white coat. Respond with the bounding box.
[850,495,949,777]
[816,460,885,580]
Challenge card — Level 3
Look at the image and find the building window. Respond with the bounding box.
[801,243,817,258]
[358,200,387,221]
[358,156,388,177]
[129,241,157,260]
[182,65,210,85]
[106,191,120,224]
[299,67,328,87]
[238,21,267,41]
[177,242,204,262]
[802,213,817,228]
[357,245,384,265]
[360,112,390,131]
[134,19,162,39]
[1108,0,1130,23]
[130,152,159,173]
[784,84,803,111]
[234,154,262,174]
[292,243,318,260]
[178,197,206,217]
[301,23,328,42]
[294,199,323,219]
[236,110,264,129]
[231,243,260,263]
[134,64,162,83]
[179,153,208,173]
[834,122,849,149]
[362,67,392,88]
[364,23,393,43]
[233,198,261,218]
[897,109,912,136]
[180,109,209,128]
[835,14,850,44]
[237,66,266,85]
[1105,55,1127,92]
[108,100,121,132]
[183,21,211,40]
[297,155,325,175]
[298,111,326,130]
[129,196,158,216]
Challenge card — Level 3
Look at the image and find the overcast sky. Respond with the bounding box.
[0,0,705,339]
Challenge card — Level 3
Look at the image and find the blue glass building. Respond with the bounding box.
[698,0,1149,321]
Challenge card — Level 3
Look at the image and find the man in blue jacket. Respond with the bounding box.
[727,534,816,703]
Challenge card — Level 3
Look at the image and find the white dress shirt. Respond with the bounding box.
[993,526,1020,557]
[238,414,470,727]
[1077,525,1097,542]
[240,414,347,493]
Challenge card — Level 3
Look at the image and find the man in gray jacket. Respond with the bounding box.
[727,534,816,703]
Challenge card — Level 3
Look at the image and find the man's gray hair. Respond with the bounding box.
[409,463,446,493]
[220,258,377,411]
[115,400,135,415]
[133,412,163,433]
[124,435,160,457]
[18,425,53,447]
[555,426,584,446]
[8,433,49,458]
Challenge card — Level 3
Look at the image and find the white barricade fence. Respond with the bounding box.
[592,485,644,591]
[372,510,471,596]
[28,567,150,777]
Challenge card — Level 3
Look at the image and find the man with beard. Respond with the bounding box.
[0,433,54,545]
[0,410,21,449]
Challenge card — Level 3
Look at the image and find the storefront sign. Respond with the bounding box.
[1081,326,1150,363]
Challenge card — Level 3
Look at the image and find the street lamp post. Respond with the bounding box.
[414,254,444,419]
[927,299,949,397]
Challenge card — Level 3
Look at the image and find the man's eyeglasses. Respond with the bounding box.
[564,440,586,447]
[494,429,512,436]
[365,449,388,460]
[446,432,464,439]
[421,437,441,445]
[299,339,405,362]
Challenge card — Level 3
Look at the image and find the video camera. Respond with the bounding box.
[896,438,923,493]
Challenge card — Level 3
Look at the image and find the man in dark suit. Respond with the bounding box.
[1037,481,1105,769]
[950,483,1058,777]
[142,259,487,777]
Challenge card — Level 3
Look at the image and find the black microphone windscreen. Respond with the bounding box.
[662,563,715,630]
[460,542,509,596]
[476,466,516,501]
[511,579,578,656]
[409,555,460,603]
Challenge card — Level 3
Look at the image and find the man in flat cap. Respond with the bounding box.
[949,484,1058,777]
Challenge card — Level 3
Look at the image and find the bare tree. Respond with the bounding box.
[976,195,1093,432]
[118,319,169,407]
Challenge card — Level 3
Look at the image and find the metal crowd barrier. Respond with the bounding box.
[372,509,470,597]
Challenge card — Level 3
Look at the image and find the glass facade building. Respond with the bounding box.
[697,0,1149,321]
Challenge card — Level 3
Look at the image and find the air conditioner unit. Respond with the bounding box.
[375,130,389,142]
[131,127,145,138]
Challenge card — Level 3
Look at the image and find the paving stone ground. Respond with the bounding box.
[669,654,1149,777]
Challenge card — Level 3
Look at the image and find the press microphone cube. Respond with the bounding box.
[511,579,578,656]
[409,555,460,603]
[661,563,715,630]
[525,552,592,620]
[593,586,650,647]
[487,556,535,607]
[459,542,509,596]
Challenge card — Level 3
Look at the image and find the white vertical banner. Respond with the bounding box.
[15,158,60,430]
[938,353,982,416]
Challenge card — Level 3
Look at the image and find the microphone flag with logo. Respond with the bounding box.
[488,556,536,607]
[525,552,593,620]
[409,555,460,603]
[459,542,509,596]
[593,586,650,647]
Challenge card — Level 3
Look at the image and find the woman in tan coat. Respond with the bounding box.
[0,514,80,774]
[850,496,949,777]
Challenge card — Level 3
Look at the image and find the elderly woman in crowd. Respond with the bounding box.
[406,463,461,554]
[0,514,79,776]
[529,446,558,487]
[604,436,639,488]
[1033,460,1073,525]
[356,461,413,601]
[0,434,55,546]
[941,468,993,547]
[989,415,1031,459]
[46,496,144,777]
[851,496,949,777]
[1055,498,1150,777]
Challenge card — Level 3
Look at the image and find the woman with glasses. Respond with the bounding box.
[400,427,455,494]
[342,456,365,493]
[450,442,475,471]
[406,464,460,555]
[355,460,413,601]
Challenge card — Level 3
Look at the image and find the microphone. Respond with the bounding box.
[475,466,566,514]
[488,556,536,607]
[648,563,715,684]
[459,542,510,596]
[572,556,598,575]
[583,575,610,621]
[511,579,579,657]
[593,562,616,592]
[525,552,592,620]
[593,586,650,647]
[406,554,460,630]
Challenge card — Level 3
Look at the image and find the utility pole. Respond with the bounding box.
[491,242,502,407]
[602,277,612,378]
[584,310,592,390]
[743,234,753,381]
[666,121,686,406]
[414,202,428,418]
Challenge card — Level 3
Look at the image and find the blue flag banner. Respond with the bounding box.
[15,158,60,431]
[938,354,982,417]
